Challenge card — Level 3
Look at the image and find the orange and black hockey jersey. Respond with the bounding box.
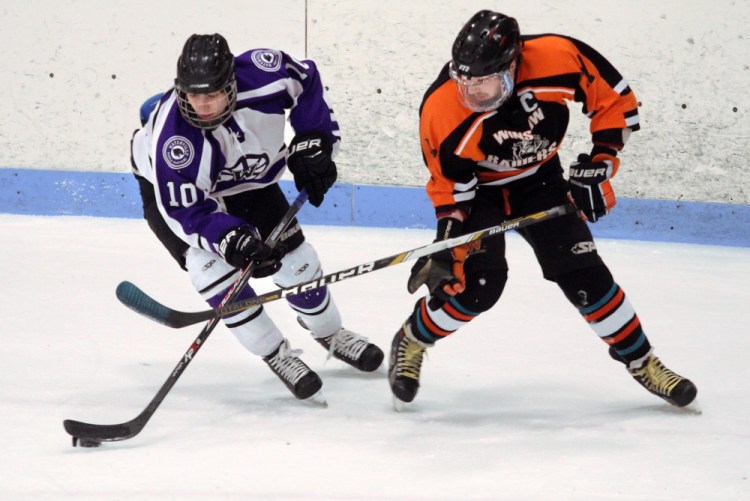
[420,34,640,216]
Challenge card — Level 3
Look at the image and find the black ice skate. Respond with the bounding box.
[263,339,323,401]
[297,318,384,372]
[388,324,431,409]
[609,347,697,407]
[315,328,384,372]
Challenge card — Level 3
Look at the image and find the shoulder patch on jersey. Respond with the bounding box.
[162,136,194,170]
[251,49,282,72]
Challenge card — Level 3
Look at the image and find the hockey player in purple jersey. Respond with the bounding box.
[130,34,383,402]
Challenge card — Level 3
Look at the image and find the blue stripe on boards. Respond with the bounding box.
[0,168,748,247]
[0,169,143,219]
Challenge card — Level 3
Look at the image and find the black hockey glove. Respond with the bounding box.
[567,153,619,223]
[218,226,287,278]
[407,217,472,309]
[286,132,338,207]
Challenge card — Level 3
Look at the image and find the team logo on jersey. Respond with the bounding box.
[162,136,194,170]
[251,49,282,72]
[218,153,271,182]
[485,129,555,170]
[512,135,551,161]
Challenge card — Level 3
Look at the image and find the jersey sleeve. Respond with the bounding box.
[563,36,640,152]
[420,68,481,218]
[519,35,640,154]
[281,52,341,157]
[234,49,341,157]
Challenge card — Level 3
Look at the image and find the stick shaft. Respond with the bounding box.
[119,204,576,329]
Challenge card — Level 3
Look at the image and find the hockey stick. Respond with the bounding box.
[117,203,577,329]
[62,190,309,447]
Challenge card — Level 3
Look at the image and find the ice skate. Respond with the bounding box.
[297,318,384,372]
[388,323,430,410]
[264,339,323,401]
[610,347,697,408]
[315,328,384,372]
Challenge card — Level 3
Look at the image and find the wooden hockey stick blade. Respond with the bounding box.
[117,204,576,329]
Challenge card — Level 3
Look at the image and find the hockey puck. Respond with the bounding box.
[72,436,102,448]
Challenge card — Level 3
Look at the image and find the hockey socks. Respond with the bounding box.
[578,282,652,362]
[409,296,481,344]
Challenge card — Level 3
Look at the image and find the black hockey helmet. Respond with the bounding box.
[451,10,522,78]
[175,33,237,129]
[449,11,522,111]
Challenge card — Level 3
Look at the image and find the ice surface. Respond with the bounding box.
[1,215,748,500]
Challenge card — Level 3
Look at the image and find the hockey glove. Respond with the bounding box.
[286,132,338,207]
[218,226,287,278]
[568,153,620,222]
[408,245,473,309]
[407,216,472,309]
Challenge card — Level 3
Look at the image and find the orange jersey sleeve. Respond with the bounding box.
[517,34,640,150]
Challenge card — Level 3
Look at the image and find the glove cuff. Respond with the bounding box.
[435,214,465,242]
[287,131,333,159]
[591,152,620,177]
[218,228,240,261]
[218,225,260,261]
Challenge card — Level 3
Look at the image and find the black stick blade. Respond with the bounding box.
[63,418,145,443]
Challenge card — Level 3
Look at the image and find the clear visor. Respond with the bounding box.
[449,62,515,112]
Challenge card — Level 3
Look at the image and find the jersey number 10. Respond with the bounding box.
[166,181,198,208]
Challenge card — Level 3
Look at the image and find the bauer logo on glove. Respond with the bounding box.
[286,131,338,207]
[218,225,286,277]
[567,153,620,222]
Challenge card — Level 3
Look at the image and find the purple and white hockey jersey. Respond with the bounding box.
[131,48,340,254]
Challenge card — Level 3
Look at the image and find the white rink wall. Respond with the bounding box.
[1,0,748,204]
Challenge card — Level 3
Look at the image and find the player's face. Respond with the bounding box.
[186,91,229,120]
[450,60,517,112]
[463,75,504,100]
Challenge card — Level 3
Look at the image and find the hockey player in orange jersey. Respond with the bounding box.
[388,10,697,410]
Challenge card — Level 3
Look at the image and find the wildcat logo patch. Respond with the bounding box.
[251,49,282,72]
[162,136,194,170]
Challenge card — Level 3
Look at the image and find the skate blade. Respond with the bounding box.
[305,390,328,407]
[392,395,410,412]
[678,399,702,415]
[658,398,702,415]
